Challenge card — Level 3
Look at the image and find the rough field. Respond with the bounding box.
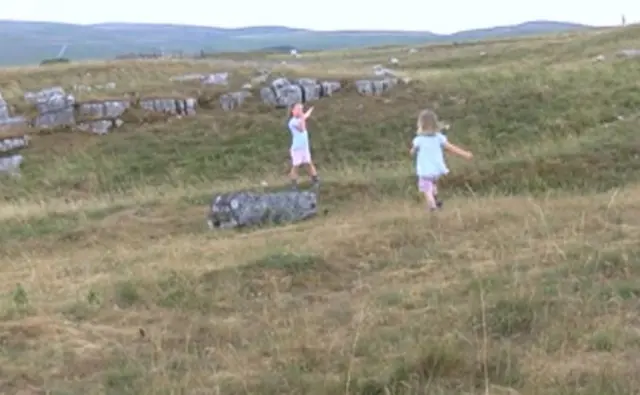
[2,26,640,394]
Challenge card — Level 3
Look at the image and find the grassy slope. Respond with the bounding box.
[1,26,640,394]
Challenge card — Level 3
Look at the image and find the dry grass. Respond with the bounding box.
[2,25,640,394]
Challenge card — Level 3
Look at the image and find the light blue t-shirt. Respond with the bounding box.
[412,132,449,178]
[288,117,309,150]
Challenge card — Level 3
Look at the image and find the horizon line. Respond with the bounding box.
[0,18,600,34]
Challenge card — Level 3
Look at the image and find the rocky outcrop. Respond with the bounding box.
[139,97,197,115]
[0,154,23,177]
[15,87,198,134]
[25,87,76,129]
[0,134,29,153]
[3,71,403,131]
[0,134,29,177]
[355,78,399,96]
[220,91,252,111]
[259,78,342,108]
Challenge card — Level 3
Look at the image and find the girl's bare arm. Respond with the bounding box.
[303,107,314,119]
[444,142,473,159]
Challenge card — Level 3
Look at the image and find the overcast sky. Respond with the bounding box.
[2,0,638,34]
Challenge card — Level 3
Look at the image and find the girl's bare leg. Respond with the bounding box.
[289,166,299,189]
[423,191,437,211]
[433,183,443,208]
[306,162,319,185]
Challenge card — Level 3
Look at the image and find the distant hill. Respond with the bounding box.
[0,19,591,66]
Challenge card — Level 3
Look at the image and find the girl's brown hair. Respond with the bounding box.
[416,109,440,135]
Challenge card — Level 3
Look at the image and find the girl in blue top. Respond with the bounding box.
[410,109,473,211]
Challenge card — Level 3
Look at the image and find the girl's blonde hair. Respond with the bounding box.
[416,109,441,135]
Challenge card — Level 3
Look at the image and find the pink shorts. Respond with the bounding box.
[290,148,312,166]
[418,176,438,193]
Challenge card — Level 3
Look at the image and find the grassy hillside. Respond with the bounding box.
[1,25,640,394]
[0,19,590,66]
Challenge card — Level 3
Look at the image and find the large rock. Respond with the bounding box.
[25,87,75,113]
[139,98,197,115]
[257,78,343,107]
[271,77,291,89]
[297,79,322,102]
[0,135,29,153]
[77,99,130,119]
[0,116,27,130]
[207,190,318,229]
[320,81,341,97]
[77,119,124,135]
[274,84,304,108]
[260,86,278,106]
[24,87,76,128]
[355,78,398,96]
[219,91,252,111]
[0,154,23,177]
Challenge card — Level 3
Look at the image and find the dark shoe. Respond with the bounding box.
[436,200,443,209]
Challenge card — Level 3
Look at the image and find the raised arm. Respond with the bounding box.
[444,142,473,159]
[303,106,314,119]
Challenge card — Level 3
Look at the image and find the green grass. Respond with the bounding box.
[1,26,640,394]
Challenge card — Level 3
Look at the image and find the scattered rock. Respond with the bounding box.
[4,86,198,135]
[593,54,606,62]
[0,116,27,130]
[220,91,252,111]
[72,82,116,92]
[320,81,342,97]
[0,154,23,177]
[171,72,230,85]
[202,72,230,85]
[617,49,640,58]
[139,97,197,116]
[76,99,130,120]
[355,78,398,96]
[24,87,76,129]
[77,119,124,135]
[258,78,342,108]
[273,84,304,108]
[389,57,399,65]
[373,64,398,77]
[272,77,291,90]
[170,73,204,82]
[0,134,29,153]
